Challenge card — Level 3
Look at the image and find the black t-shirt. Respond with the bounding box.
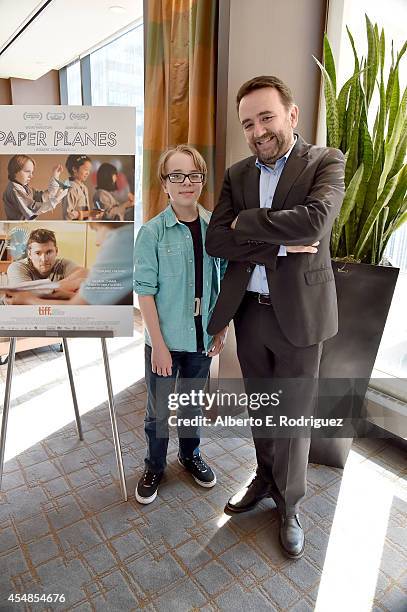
[182,216,204,351]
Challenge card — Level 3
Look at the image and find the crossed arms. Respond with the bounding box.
[205,148,345,267]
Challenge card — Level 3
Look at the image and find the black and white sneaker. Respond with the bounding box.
[178,453,216,488]
[135,468,163,504]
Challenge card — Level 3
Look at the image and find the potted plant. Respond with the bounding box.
[309,15,406,467]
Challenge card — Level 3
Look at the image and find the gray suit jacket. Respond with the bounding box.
[205,135,345,347]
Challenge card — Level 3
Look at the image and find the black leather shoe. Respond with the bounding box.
[279,514,305,559]
[225,474,276,513]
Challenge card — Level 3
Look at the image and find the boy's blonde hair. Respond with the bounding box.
[157,144,207,186]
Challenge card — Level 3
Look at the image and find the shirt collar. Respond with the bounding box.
[255,134,298,172]
[164,203,211,227]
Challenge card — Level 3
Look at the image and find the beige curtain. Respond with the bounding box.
[143,0,218,220]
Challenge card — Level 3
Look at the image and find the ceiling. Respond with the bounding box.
[0,0,143,80]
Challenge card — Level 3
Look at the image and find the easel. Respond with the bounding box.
[0,335,128,501]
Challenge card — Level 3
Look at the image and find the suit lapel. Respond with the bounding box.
[271,135,310,211]
[242,161,260,209]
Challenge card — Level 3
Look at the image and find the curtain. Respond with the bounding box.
[143,0,218,220]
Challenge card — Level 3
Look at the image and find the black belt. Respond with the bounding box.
[246,291,271,305]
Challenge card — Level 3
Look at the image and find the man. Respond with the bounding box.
[205,76,345,559]
[6,228,86,298]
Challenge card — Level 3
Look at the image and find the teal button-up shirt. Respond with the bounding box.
[134,204,227,352]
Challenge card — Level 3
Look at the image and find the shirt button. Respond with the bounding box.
[189,260,193,263]
[190,327,194,331]
[246,267,251,273]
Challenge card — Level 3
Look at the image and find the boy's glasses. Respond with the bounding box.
[165,172,204,183]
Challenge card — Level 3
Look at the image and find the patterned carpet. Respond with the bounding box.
[0,336,406,612]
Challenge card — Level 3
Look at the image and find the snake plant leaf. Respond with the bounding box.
[359,149,383,233]
[313,56,340,148]
[365,15,379,107]
[345,106,361,188]
[332,163,364,256]
[396,40,407,65]
[383,202,407,248]
[346,75,361,155]
[379,28,385,76]
[389,206,407,234]
[387,69,400,138]
[374,75,387,163]
[385,164,407,225]
[355,166,405,258]
[337,67,367,149]
[378,205,389,262]
[322,18,406,260]
[386,40,407,111]
[323,34,336,94]
[389,120,407,179]
[378,86,407,195]
[355,106,374,226]
[360,101,374,180]
[347,26,360,72]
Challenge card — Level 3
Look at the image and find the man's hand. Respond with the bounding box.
[151,341,173,376]
[208,326,228,357]
[286,241,320,254]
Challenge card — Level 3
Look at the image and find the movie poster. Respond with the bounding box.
[0,106,136,336]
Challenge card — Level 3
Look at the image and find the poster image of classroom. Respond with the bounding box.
[0,153,135,222]
[0,221,134,336]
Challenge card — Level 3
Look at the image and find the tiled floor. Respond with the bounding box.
[0,326,406,612]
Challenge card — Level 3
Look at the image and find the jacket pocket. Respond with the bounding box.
[304,267,334,285]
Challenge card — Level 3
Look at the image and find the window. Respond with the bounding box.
[66,61,82,105]
[61,23,144,230]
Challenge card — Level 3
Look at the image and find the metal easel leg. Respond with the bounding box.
[101,338,127,501]
[62,338,83,441]
[0,338,17,489]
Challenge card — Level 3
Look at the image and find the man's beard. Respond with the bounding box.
[251,129,291,165]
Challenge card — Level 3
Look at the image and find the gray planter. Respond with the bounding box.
[309,261,399,468]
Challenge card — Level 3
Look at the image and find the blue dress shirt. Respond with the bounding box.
[247,137,297,294]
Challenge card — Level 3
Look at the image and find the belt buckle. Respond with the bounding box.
[258,293,270,305]
[194,297,202,316]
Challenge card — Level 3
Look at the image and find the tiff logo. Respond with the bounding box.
[38,306,52,315]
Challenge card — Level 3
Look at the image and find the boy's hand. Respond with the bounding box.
[208,325,228,357]
[151,342,173,376]
[52,164,64,179]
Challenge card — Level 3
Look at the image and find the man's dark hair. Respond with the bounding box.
[27,229,57,248]
[236,75,294,113]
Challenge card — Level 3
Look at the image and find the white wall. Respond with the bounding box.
[225,0,326,167]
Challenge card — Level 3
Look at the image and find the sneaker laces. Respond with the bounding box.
[191,455,208,473]
[143,471,159,485]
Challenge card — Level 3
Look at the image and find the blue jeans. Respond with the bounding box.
[144,344,211,473]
